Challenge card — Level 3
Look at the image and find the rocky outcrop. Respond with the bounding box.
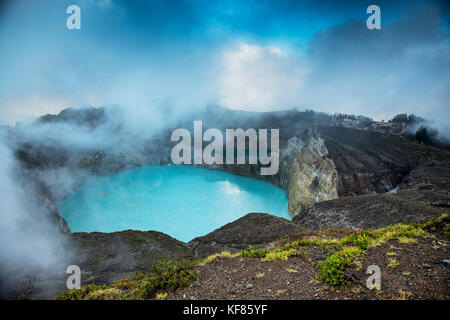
[396,162,450,208]
[189,213,307,258]
[317,126,415,196]
[11,108,450,229]
[292,193,445,230]
[13,108,450,235]
[9,214,307,298]
[71,230,193,278]
[37,106,109,128]
[317,126,450,198]
[9,229,194,299]
[279,129,338,216]
[396,189,450,209]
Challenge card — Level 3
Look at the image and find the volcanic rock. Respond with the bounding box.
[279,129,338,216]
[189,213,307,258]
[292,193,444,229]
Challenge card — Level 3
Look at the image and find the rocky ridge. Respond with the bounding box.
[5,106,450,299]
[9,229,193,299]
[189,213,306,258]
[292,193,445,230]
[12,107,450,227]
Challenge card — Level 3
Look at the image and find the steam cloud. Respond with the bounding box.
[0,132,70,297]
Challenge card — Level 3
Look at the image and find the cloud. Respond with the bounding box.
[217,44,304,112]
[97,0,113,10]
[217,9,449,133]
[0,0,448,134]
[0,96,70,125]
[300,10,450,122]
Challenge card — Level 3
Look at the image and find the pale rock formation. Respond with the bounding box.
[280,128,338,217]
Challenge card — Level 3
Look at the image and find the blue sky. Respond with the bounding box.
[0,0,448,126]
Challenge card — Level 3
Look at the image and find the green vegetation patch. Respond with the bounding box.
[52,260,197,300]
[239,215,438,286]
[422,212,450,237]
[199,251,237,265]
[263,247,302,261]
[239,245,268,258]
[341,231,373,250]
[317,246,362,286]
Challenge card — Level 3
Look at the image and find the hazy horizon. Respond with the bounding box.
[0,0,449,128]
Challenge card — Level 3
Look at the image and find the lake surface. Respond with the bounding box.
[59,166,289,242]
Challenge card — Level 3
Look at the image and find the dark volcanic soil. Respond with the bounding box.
[169,234,450,300]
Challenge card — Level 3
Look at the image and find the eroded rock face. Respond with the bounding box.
[317,126,415,196]
[292,193,445,230]
[280,129,338,216]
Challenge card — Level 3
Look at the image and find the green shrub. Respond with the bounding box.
[263,248,301,261]
[239,245,268,258]
[341,231,373,251]
[51,283,107,300]
[422,212,449,236]
[287,238,325,248]
[415,126,438,145]
[124,260,197,299]
[317,246,361,286]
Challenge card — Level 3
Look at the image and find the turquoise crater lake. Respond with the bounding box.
[59,166,290,242]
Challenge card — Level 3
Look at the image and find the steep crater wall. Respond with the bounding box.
[10,108,450,235]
